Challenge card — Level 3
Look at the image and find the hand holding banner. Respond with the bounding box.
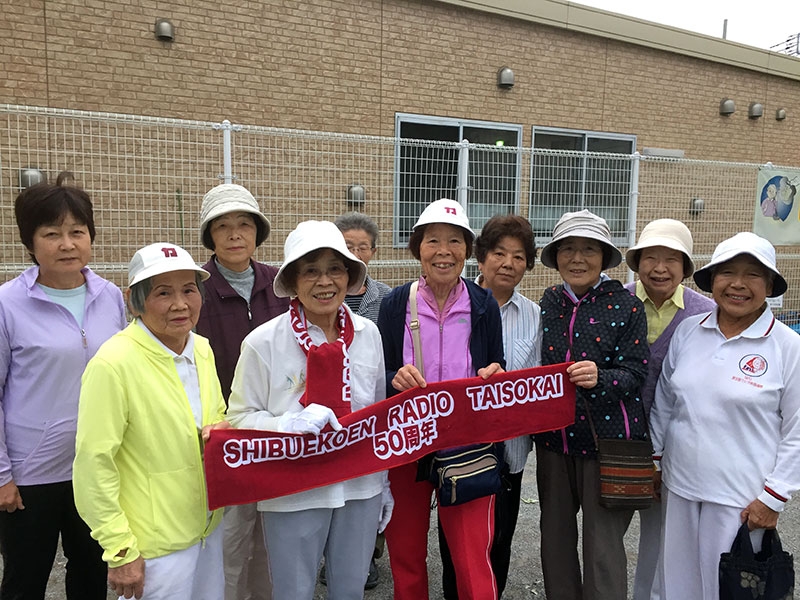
[204,362,576,509]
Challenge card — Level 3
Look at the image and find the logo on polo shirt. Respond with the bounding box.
[739,354,768,377]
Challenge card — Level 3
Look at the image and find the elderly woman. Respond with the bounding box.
[650,232,800,600]
[335,211,392,323]
[439,213,541,599]
[195,183,288,600]
[536,209,649,600]
[73,243,229,600]
[227,220,391,599]
[0,183,126,599]
[623,219,715,600]
[378,199,505,600]
[333,210,392,590]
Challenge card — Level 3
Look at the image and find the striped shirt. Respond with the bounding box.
[500,290,542,473]
[344,276,391,325]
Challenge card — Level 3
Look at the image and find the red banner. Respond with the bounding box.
[204,363,575,510]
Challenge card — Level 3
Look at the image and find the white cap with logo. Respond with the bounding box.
[412,198,475,240]
[128,243,210,287]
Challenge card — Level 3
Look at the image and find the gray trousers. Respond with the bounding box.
[223,503,271,600]
[633,501,663,600]
[262,494,381,600]
[535,446,634,600]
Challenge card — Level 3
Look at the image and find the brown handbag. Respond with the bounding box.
[583,397,654,510]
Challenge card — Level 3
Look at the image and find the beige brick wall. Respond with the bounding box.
[2,0,798,165]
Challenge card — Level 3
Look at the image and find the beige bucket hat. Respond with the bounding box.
[625,219,696,277]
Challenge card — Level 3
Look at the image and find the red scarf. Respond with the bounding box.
[290,298,354,418]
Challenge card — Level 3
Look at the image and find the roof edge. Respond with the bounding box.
[435,0,800,82]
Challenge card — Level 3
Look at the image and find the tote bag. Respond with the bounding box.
[719,522,794,600]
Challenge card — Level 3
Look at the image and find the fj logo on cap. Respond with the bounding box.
[161,247,178,258]
[444,207,457,215]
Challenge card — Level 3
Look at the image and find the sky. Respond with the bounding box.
[573,0,800,52]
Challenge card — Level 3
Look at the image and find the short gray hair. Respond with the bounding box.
[334,211,379,247]
[128,272,206,315]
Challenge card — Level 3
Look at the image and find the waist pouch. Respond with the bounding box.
[428,442,505,507]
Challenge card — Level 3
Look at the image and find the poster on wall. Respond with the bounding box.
[753,167,800,245]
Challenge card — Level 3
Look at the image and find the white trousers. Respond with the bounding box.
[633,500,663,600]
[262,494,381,600]
[658,486,764,600]
[223,503,271,600]
[119,522,224,600]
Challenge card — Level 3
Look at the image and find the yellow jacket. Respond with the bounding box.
[74,322,226,566]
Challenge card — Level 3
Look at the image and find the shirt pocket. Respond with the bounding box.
[350,362,380,412]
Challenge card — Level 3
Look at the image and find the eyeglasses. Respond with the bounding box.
[556,243,602,258]
[347,244,375,255]
[298,263,349,282]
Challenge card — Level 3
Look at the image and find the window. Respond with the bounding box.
[530,128,636,243]
[395,114,522,246]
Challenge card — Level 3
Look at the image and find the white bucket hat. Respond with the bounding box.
[412,198,475,240]
[540,209,622,270]
[128,242,210,287]
[199,184,271,249]
[693,232,787,297]
[625,219,696,277]
[273,220,367,298]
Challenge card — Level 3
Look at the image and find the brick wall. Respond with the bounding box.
[2,0,798,165]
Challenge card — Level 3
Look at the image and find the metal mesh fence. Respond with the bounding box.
[2,104,799,327]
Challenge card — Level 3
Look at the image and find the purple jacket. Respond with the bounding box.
[195,258,289,401]
[0,266,126,486]
[624,282,715,416]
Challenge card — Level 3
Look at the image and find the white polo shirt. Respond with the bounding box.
[650,306,800,512]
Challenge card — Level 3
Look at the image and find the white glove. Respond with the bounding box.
[377,484,394,533]
[276,404,342,435]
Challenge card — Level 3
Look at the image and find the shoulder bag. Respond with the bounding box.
[583,397,654,510]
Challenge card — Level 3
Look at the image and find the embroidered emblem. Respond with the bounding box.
[739,354,768,377]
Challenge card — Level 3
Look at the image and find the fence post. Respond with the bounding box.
[457,139,470,210]
[212,119,242,183]
[457,139,470,276]
[626,151,641,283]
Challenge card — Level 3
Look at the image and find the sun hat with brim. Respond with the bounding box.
[199,183,271,249]
[540,209,622,270]
[412,198,476,241]
[273,220,367,298]
[128,243,210,287]
[625,218,696,277]
[693,231,787,297]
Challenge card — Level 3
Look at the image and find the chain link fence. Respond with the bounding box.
[2,104,799,327]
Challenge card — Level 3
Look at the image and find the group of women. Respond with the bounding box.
[0,180,798,600]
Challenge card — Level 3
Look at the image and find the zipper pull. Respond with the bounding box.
[247,302,252,322]
[80,329,87,349]
[451,477,458,504]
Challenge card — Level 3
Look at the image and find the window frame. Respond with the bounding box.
[529,126,637,245]
[393,113,523,247]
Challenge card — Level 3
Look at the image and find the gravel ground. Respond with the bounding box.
[36,464,800,599]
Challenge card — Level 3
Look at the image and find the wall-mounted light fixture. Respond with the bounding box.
[776,108,787,121]
[497,67,514,89]
[748,103,764,119]
[18,167,45,190]
[154,18,175,42]
[346,184,366,208]
[690,197,705,217]
[719,98,735,116]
